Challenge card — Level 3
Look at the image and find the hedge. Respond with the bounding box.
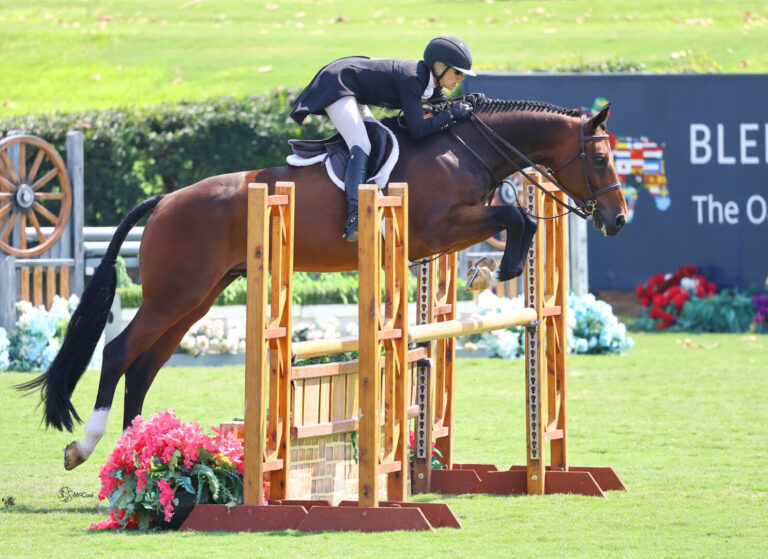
[117,271,473,309]
[0,90,335,225]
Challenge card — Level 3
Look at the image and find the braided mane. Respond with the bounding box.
[443,93,581,117]
[380,93,580,133]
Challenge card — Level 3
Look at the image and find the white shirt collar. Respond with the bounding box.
[422,80,435,99]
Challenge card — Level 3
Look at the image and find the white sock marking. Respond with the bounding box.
[78,408,111,459]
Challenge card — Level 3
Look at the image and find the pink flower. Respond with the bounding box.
[92,408,246,529]
[157,479,176,522]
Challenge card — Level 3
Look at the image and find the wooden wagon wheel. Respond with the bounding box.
[0,135,72,257]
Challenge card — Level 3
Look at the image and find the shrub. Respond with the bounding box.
[528,58,647,73]
[117,270,473,309]
[673,290,756,333]
[0,91,335,225]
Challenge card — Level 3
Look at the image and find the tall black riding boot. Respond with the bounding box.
[342,145,369,243]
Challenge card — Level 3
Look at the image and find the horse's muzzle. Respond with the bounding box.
[593,211,627,236]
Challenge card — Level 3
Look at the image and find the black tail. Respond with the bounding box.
[16,195,164,432]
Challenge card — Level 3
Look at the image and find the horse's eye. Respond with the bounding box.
[594,154,607,167]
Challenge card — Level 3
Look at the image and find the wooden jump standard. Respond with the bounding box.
[182,182,460,532]
[412,174,626,497]
[181,176,623,533]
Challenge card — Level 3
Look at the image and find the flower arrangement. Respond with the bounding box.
[635,265,717,329]
[2,295,103,372]
[0,327,10,370]
[754,291,768,333]
[178,318,245,356]
[567,293,634,354]
[474,290,527,358]
[90,409,250,530]
[472,290,632,357]
[176,316,358,359]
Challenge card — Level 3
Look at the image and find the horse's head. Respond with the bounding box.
[551,105,628,236]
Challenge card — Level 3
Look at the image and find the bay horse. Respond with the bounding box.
[19,95,627,470]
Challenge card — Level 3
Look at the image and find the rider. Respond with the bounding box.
[290,35,476,242]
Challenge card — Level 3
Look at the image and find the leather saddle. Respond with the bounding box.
[288,121,396,183]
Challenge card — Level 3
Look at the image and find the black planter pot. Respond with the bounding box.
[151,486,212,530]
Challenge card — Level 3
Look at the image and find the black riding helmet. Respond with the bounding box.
[424,35,476,79]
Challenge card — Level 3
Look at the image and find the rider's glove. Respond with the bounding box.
[448,102,472,121]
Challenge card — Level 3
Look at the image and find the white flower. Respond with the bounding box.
[220,339,238,354]
[195,336,210,352]
[210,320,225,340]
[680,277,698,292]
[306,329,323,341]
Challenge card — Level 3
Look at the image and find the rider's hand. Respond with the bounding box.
[448,102,472,121]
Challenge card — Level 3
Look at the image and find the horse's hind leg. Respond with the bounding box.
[63,281,228,470]
[64,324,141,470]
[122,276,236,427]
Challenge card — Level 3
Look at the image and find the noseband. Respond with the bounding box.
[457,111,622,220]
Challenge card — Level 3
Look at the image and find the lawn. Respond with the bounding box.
[1,0,766,116]
[1,332,766,558]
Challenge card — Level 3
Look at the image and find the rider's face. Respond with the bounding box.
[438,68,464,90]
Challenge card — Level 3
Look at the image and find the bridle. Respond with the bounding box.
[452,111,622,220]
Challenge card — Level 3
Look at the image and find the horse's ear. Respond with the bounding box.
[588,103,611,133]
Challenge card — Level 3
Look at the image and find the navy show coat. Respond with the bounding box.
[290,56,453,138]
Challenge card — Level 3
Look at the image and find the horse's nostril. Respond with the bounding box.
[616,214,626,229]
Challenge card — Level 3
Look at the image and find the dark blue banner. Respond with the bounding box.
[465,73,768,290]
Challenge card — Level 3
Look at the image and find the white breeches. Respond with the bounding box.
[324,96,374,155]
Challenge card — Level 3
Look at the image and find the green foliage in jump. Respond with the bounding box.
[0,90,335,225]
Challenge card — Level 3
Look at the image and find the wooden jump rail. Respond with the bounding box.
[412,173,626,497]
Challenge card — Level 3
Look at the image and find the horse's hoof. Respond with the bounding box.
[64,441,85,471]
[465,266,493,292]
[466,258,499,291]
[467,257,498,276]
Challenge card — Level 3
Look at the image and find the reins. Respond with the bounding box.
[451,108,622,221]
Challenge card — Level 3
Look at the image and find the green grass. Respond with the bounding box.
[1,332,766,558]
[1,1,766,116]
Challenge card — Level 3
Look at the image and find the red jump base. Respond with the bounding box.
[430,463,626,497]
[179,500,460,533]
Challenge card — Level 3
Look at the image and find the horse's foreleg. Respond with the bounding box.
[498,206,538,281]
[122,277,236,427]
[441,204,536,291]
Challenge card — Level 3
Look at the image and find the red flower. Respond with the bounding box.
[637,264,718,329]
